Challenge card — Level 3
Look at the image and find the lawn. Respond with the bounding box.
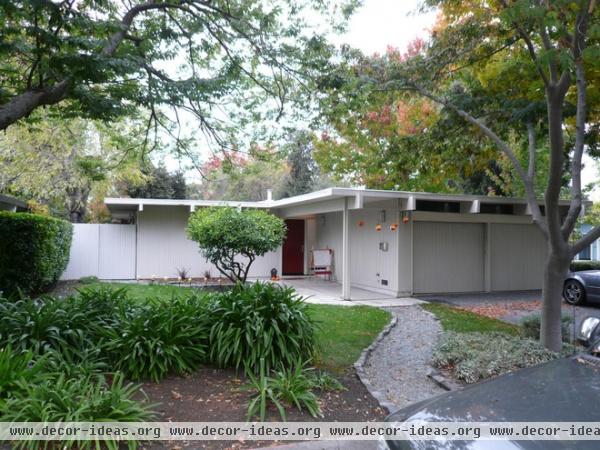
[422,302,519,335]
[87,281,391,371]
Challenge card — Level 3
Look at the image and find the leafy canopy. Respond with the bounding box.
[187,207,286,282]
[0,0,358,150]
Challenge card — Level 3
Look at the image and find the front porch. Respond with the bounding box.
[277,277,424,307]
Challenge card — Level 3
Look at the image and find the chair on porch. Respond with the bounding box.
[310,248,333,281]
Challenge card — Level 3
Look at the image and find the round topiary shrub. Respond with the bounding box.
[0,212,72,296]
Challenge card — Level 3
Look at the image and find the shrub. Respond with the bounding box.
[0,212,72,296]
[100,297,209,382]
[245,358,286,421]
[570,260,600,272]
[432,331,570,384]
[187,207,286,283]
[0,346,47,402]
[0,373,153,450]
[206,282,316,373]
[0,295,92,355]
[270,361,322,418]
[520,314,574,343]
[311,371,346,392]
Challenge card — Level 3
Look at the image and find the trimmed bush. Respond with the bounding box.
[0,212,72,296]
[432,331,570,383]
[570,260,600,272]
[187,207,286,283]
[206,282,316,373]
[520,314,574,343]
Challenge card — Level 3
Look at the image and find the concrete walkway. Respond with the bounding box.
[277,278,425,307]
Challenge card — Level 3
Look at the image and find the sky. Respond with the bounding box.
[169,0,598,199]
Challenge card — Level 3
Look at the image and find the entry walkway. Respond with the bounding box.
[277,277,425,307]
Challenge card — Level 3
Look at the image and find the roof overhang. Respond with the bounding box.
[104,187,591,216]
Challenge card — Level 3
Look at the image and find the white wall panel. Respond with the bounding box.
[61,224,100,280]
[315,212,342,281]
[413,221,485,293]
[349,209,398,292]
[98,225,136,279]
[490,224,546,291]
[136,206,277,279]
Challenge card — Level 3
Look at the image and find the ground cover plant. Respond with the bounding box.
[431,331,572,384]
[425,303,578,384]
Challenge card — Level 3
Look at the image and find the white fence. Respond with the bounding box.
[61,224,136,280]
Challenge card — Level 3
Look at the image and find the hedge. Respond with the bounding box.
[0,212,72,296]
[570,260,600,272]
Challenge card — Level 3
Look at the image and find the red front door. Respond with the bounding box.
[282,220,305,275]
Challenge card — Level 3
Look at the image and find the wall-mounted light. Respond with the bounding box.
[401,211,410,224]
[375,224,382,232]
[390,223,398,231]
[358,220,365,227]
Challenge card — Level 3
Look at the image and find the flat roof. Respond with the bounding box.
[0,194,27,209]
[105,187,585,213]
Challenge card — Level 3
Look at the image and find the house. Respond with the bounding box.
[61,187,585,299]
[0,194,28,212]
[575,224,600,261]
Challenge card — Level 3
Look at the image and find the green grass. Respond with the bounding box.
[82,282,391,372]
[80,281,199,302]
[308,305,391,371]
[422,303,519,335]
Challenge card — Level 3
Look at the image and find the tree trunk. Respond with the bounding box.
[540,251,570,351]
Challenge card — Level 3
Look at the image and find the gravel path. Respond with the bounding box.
[362,305,445,411]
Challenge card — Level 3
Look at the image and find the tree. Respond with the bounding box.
[187,207,286,283]
[0,0,357,150]
[336,0,600,350]
[281,131,323,197]
[125,164,188,199]
[196,149,288,201]
[0,113,143,222]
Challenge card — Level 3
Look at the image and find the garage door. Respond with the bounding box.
[491,224,546,291]
[413,222,485,293]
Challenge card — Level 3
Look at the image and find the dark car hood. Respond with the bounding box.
[386,356,600,450]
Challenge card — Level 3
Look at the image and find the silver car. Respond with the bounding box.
[563,270,600,305]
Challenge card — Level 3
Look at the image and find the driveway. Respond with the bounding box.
[417,290,600,334]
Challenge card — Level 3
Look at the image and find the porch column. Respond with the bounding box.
[342,197,351,300]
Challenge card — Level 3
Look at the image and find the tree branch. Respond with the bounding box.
[571,223,600,256]
[527,122,537,181]
[411,86,547,234]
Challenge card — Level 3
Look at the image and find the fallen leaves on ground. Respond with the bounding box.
[458,301,542,319]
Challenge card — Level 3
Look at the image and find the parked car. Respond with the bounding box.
[379,317,600,450]
[564,270,600,305]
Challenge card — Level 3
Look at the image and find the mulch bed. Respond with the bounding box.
[458,301,543,319]
[139,367,386,450]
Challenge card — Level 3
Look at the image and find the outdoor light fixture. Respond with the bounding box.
[375,224,382,231]
[358,220,365,227]
[402,211,410,224]
[390,223,398,231]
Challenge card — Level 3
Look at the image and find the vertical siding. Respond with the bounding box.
[397,217,412,294]
[136,206,279,279]
[98,225,136,279]
[315,212,343,281]
[490,224,546,290]
[61,224,100,280]
[413,221,485,293]
[349,209,398,292]
[304,218,317,274]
